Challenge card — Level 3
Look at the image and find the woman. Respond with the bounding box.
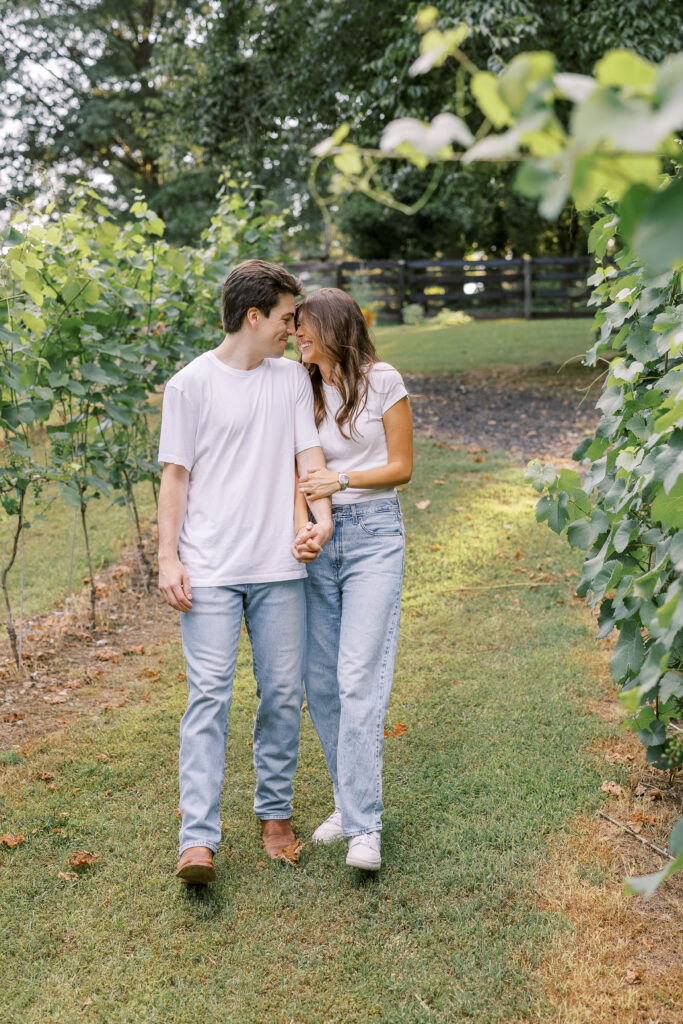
[293,288,412,871]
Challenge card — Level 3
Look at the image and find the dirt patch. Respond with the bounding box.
[0,534,178,752]
[406,364,603,464]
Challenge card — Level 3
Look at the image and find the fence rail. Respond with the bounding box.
[285,256,593,322]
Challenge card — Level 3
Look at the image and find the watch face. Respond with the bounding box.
[339,473,349,490]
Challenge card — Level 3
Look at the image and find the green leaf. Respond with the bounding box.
[659,671,683,702]
[471,72,512,128]
[632,176,683,277]
[654,400,683,433]
[670,817,683,857]
[525,459,556,492]
[567,510,608,550]
[535,492,569,534]
[625,847,683,899]
[651,478,683,528]
[612,518,638,553]
[637,719,666,746]
[595,50,656,92]
[610,618,645,682]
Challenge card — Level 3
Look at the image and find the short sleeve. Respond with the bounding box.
[293,364,321,454]
[373,364,409,415]
[158,382,199,471]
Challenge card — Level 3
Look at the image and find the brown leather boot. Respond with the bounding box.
[261,818,302,864]
[175,846,216,885]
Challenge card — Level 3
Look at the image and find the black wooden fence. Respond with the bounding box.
[285,256,592,323]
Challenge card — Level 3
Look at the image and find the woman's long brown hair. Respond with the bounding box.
[296,288,378,438]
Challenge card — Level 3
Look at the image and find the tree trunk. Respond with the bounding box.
[0,490,25,669]
[80,496,97,628]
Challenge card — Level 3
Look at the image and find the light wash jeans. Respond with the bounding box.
[178,580,305,854]
[304,496,405,837]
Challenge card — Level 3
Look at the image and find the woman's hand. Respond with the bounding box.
[299,467,341,500]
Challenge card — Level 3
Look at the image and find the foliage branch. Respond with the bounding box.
[311,10,683,892]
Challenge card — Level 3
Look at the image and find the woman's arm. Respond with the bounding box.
[294,466,310,533]
[299,397,413,501]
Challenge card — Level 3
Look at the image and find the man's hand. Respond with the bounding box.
[291,520,333,563]
[158,554,193,612]
[299,467,340,501]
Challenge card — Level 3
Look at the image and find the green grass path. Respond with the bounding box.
[0,442,610,1023]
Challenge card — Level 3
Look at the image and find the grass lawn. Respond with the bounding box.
[373,318,594,375]
[0,480,157,622]
[0,440,614,1024]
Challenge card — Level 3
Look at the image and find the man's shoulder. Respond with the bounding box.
[267,356,307,377]
[166,351,212,391]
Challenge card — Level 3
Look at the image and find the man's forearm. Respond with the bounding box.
[296,446,332,527]
[158,465,190,561]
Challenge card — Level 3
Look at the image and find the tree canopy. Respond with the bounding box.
[2,0,681,256]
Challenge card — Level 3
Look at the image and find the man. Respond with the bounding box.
[157,259,332,885]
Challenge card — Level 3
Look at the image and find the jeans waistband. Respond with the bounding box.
[331,496,401,519]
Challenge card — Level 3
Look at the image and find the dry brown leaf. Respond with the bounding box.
[38,771,55,781]
[415,500,430,511]
[43,693,68,704]
[601,780,626,798]
[452,680,464,686]
[63,680,82,690]
[625,969,642,985]
[173,808,182,819]
[274,838,302,866]
[123,645,145,655]
[0,833,25,849]
[92,649,120,663]
[1,711,23,723]
[57,871,79,882]
[384,721,407,738]
[96,753,109,762]
[472,456,485,463]
[430,544,441,551]
[68,850,99,869]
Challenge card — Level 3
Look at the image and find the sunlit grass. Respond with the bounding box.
[373,318,594,375]
[0,441,613,1024]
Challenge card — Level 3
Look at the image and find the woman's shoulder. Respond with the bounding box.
[366,361,406,390]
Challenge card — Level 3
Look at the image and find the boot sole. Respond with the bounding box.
[175,863,216,885]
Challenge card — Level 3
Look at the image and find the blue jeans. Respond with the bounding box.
[178,580,305,854]
[304,497,405,837]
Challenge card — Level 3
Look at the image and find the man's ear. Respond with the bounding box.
[245,306,261,327]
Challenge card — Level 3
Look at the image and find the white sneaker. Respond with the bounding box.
[346,832,381,871]
[312,809,343,844]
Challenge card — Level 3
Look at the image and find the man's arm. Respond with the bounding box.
[158,463,193,612]
[293,446,333,560]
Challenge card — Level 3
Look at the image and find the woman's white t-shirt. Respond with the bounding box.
[318,362,408,505]
[158,351,320,586]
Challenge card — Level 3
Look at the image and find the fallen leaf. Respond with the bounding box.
[646,788,663,800]
[92,649,120,663]
[173,808,182,819]
[452,680,464,686]
[38,771,55,781]
[274,838,302,866]
[625,969,642,985]
[123,645,145,655]
[68,850,99,869]
[1,711,23,723]
[515,550,521,559]
[96,753,109,762]
[0,833,25,849]
[82,998,94,1006]
[57,871,79,882]
[139,667,160,682]
[430,544,441,551]
[43,693,68,704]
[601,780,626,798]
[384,721,407,739]
[627,820,643,833]
[472,456,485,463]
[63,680,82,690]
[415,501,430,511]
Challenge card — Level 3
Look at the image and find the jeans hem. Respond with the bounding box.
[179,840,219,855]
[255,812,293,821]
[344,826,382,838]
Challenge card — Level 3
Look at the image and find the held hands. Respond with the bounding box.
[298,467,341,501]
[291,521,334,563]
[158,555,193,612]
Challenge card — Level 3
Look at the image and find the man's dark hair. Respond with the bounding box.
[221,259,303,333]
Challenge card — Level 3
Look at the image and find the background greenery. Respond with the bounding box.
[2,0,682,256]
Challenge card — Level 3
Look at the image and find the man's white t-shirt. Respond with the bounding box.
[318,362,408,505]
[158,351,320,586]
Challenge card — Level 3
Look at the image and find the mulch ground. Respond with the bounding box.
[406,364,603,464]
